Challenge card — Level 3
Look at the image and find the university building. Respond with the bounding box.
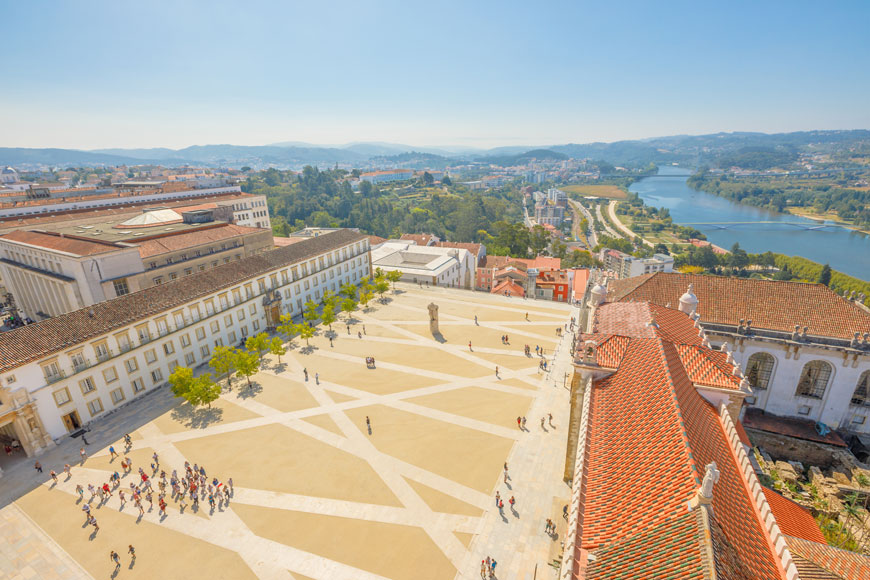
[0,229,370,468]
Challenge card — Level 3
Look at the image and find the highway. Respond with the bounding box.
[568,199,598,247]
[608,200,653,247]
[595,201,621,239]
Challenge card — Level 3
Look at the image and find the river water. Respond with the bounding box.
[629,166,870,280]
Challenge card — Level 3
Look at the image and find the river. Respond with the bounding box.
[629,166,870,280]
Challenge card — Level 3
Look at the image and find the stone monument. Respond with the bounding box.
[428,302,439,335]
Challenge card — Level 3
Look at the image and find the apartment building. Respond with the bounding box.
[0,229,371,460]
[599,248,674,279]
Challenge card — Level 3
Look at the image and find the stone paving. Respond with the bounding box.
[0,284,577,579]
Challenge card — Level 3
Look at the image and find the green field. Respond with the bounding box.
[561,184,628,200]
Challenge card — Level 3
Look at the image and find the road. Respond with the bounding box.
[595,201,621,239]
[568,199,597,247]
[607,200,654,247]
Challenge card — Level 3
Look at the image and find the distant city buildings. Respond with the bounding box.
[359,169,414,184]
[533,188,568,227]
[599,248,674,279]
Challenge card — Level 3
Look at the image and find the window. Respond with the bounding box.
[196,327,206,340]
[149,261,157,269]
[113,278,130,296]
[110,388,125,405]
[132,378,145,393]
[224,314,233,327]
[184,268,193,276]
[53,388,72,406]
[200,345,210,358]
[214,338,224,348]
[94,342,110,361]
[180,334,191,347]
[185,352,196,366]
[851,371,870,406]
[79,377,96,394]
[154,277,164,285]
[228,331,236,344]
[252,320,260,331]
[237,309,246,321]
[116,333,132,353]
[205,301,215,316]
[144,349,157,364]
[163,342,175,355]
[125,358,138,373]
[87,398,104,416]
[249,304,257,315]
[745,353,775,391]
[156,318,169,336]
[795,361,833,399]
[151,369,163,384]
[852,415,867,425]
[210,321,220,334]
[137,324,151,343]
[102,367,118,383]
[70,351,87,371]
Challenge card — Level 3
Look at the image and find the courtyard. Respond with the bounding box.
[2,284,577,580]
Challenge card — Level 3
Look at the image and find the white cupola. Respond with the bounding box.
[589,280,607,307]
[678,283,699,316]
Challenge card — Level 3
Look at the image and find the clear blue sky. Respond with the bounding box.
[2,0,868,149]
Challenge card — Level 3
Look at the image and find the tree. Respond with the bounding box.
[359,291,373,307]
[240,166,252,172]
[321,289,338,310]
[296,323,315,346]
[245,332,269,364]
[209,345,238,391]
[277,313,296,341]
[818,263,832,287]
[728,242,749,269]
[303,300,320,324]
[441,175,452,186]
[375,279,390,300]
[653,243,670,255]
[340,283,357,300]
[269,336,286,363]
[341,297,357,319]
[234,349,260,388]
[321,304,337,329]
[169,367,221,408]
[386,270,402,290]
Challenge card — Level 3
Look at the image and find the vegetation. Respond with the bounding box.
[168,366,221,408]
[245,332,269,365]
[269,336,286,363]
[296,323,315,346]
[560,184,629,200]
[234,349,260,388]
[209,345,238,391]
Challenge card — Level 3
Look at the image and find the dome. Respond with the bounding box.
[589,281,608,306]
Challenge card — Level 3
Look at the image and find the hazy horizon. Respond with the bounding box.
[2,0,869,150]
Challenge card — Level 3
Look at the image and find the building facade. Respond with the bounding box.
[599,248,674,279]
[371,241,474,288]
[0,230,371,459]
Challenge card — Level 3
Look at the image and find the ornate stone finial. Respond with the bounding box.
[740,377,751,391]
[679,283,699,316]
[700,462,720,500]
[725,351,734,365]
[793,324,801,341]
[732,361,742,377]
[853,332,862,348]
[802,326,809,339]
[721,343,731,354]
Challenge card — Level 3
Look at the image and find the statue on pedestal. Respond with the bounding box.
[428,302,439,335]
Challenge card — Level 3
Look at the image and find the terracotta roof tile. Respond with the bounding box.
[761,488,827,544]
[0,229,365,373]
[786,534,870,580]
[135,224,266,259]
[608,272,870,340]
[490,278,525,297]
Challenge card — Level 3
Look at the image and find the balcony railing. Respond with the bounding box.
[44,370,66,384]
[72,359,92,373]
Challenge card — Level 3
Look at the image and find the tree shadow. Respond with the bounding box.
[169,404,225,430]
[236,381,263,400]
[378,297,393,305]
[299,344,318,355]
[324,329,338,340]
[272,362,288,374]
[432,332,447,344]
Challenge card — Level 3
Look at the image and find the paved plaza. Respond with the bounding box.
[1,284,578,580]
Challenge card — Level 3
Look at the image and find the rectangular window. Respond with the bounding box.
[210,321,220,334]
[94,342,110,361]
[53,388,71,406]
[252,320,260,331]
[199,345,210,359]
[797,405,812,416]
[79,377,96,394]
[125,358,138,373]
[144,349,157,364]
[151,369,163,384]
[853,415,866,425]
[132,378,145,393]
[228,331,236,344]
[205,301,215,316]
[102,367,118,383]
[70,351,87,371]
[180,334,191,347]
[195,327,206,340]
[185,352,196,366]
[169,273,177,280]
[87,398,104,416]
[174,312,185,328]
[249,304,257,315]
[113,278,130,296]
[184,268,193,276]
[116,333,132,353]
[163,342,175,355]
[224,314,233,327]
[237,309,246,321]
[137,324,151,343]
[156,318,169,336]
[110,388,125,405]
[214,338,224,348]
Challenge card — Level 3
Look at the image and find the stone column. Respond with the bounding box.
[428,303,439,335]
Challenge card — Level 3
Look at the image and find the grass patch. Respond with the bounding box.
[561,184,628,200]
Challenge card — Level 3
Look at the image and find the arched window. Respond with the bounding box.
[795,360,833,399]
[851,371,870,406]
[745,353,775,391]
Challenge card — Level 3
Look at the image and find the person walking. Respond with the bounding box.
[81,503,91,522]
[34,461,42,473]
[88,484,96,502]
[124,433,132,448]
[548,412,554,426]
[474,315,478,325]
[521,416,527,429]
[490,559,497,578]
[110,550,121,572]
[516,416,522,429]
[89,516,99,532]
[303,368,309,381]
[365,416,372,435]
[128,545,136,563]
[79,447,87,463]
[509,495,516,510]
[495,366,499,377]
[315,372,319,385]
[49,470,58,484]
[76,484,84,500]
[227,477,234,495]
[495,490,500,507]
[468,341,472,351]
[480,560,487,578]
[109,445,118,459]
[541,416,546,429]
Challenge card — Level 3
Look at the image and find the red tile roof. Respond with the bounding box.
[399,233,437,246]
[761,488,827,544]
[676,344,743,390]
[135,224,266,259]
[735,418,752,446]
[434,241,483,258]
[608,272,870,340]
[0,230,126,256]
[786,535,870,580]
[491,278,525,297]
[479,254,561,271]
[572,301,787,579]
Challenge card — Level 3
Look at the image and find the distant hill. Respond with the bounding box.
[478,148,568,166]
[0,147,188,167]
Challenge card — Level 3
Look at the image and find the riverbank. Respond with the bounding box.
[785,207,870,236]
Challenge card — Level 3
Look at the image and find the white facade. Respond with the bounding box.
[0,234,372,447]
[372,241,474,288]
[600,249,674,279]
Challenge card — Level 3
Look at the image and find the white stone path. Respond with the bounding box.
[26,287,577,579]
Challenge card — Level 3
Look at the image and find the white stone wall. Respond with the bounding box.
[726,338,870,431]
[6,239,371,442]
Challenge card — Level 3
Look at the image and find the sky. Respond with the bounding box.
[1,0,869,150]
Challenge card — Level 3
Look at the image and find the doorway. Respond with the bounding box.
[61,410,82,433]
